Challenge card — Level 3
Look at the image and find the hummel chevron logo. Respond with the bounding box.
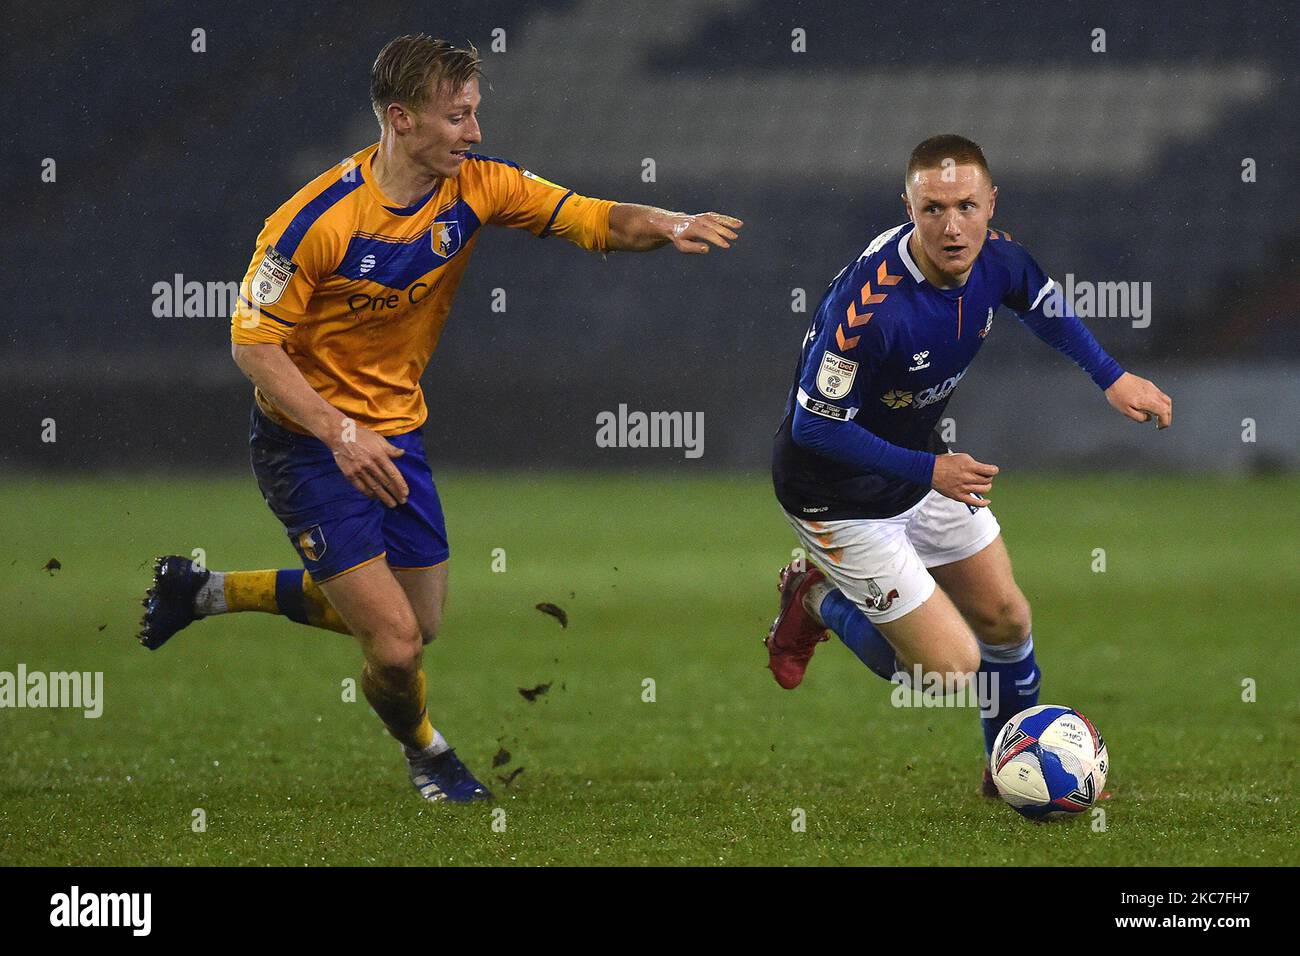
[835,261,904,351]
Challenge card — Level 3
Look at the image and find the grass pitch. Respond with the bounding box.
[1,472,1296,866]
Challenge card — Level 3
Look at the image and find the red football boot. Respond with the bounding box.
[764,562,830,689]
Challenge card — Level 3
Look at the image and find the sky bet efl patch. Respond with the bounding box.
[816,352,858,399]
[251,246,297,306]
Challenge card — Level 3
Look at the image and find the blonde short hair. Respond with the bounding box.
[370,34,482,125]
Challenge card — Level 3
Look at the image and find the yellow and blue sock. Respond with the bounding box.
[361,665,449,754]
[197,569,351,634]
[977,634,1039,755]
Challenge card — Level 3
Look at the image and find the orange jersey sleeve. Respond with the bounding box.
[230,175,346,345]
[471,156,616,252]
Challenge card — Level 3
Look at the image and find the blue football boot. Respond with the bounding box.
[406,747,493,803]
[138,555,209,650]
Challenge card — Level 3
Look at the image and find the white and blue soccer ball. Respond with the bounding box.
[990,704,1109,821]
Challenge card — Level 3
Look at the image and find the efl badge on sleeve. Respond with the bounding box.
[251,246,297,306]
[816,352,858,400]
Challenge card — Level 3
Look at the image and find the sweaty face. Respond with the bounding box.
[904,164,997,285]
[402,77,483,178]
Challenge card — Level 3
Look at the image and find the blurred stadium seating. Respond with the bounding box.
[1,0,1295,470]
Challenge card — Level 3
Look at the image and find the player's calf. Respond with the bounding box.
[318,561,488,802]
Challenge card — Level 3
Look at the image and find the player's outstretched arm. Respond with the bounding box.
[1104,371,1173,429]
[606,204,743,253]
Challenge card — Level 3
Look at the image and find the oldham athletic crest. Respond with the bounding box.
[431,220,462,258]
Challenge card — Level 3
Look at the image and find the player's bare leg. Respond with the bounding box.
[928,536,1044,796]
[319,559,489,803]
[929,536,1031,648]
[392,561,448,646]
[873,587,981,682]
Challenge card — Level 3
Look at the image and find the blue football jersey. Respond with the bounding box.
[772,222,1058,520]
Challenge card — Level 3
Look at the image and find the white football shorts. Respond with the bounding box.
[784,490,1001,625]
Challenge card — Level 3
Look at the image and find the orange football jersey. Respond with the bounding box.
[231,143,615,435]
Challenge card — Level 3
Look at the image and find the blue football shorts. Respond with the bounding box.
[249,405,450,581]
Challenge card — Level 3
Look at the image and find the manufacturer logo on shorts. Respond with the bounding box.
[298,526,327,561]
[865,578,899,612]
[816,352,858,400]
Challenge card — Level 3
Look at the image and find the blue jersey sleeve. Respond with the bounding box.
[1001,242,1124,390]
[790,289,936,486]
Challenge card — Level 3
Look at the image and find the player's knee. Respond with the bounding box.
[369,636,422,674]
[358,613,423,670]
[970,592,1032,645]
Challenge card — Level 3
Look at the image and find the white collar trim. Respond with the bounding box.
[897,225,926,284]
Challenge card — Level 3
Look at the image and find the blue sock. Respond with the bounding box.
[818,589,898,681]
[977,634,1039,755]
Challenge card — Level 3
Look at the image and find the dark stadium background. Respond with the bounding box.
[1,0,1298,876]
[1,0,1295,474]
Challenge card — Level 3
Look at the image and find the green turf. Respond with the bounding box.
[0,472,1296,866]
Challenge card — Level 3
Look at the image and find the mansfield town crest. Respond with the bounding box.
[431,221,462,258]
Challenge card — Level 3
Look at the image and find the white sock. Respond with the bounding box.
[977,633,1034,663]
[404,729,450,761]
[802,578,834,625]
[194,571,227,615]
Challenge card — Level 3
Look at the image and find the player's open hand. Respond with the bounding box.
[1104,372,1172,429]
[330,423,409,508]
[931,452,999,508]
[668,212,744,254]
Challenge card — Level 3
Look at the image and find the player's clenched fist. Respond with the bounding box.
[330,424,409,508]
[931,452,999,508]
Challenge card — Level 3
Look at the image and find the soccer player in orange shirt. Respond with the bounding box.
[139,35,743,802]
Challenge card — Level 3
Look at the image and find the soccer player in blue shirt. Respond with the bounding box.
[766,135,1172,795]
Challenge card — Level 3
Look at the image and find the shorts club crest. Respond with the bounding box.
[297,526,326,562]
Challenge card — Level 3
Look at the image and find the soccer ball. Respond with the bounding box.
[989,704,1108,820]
